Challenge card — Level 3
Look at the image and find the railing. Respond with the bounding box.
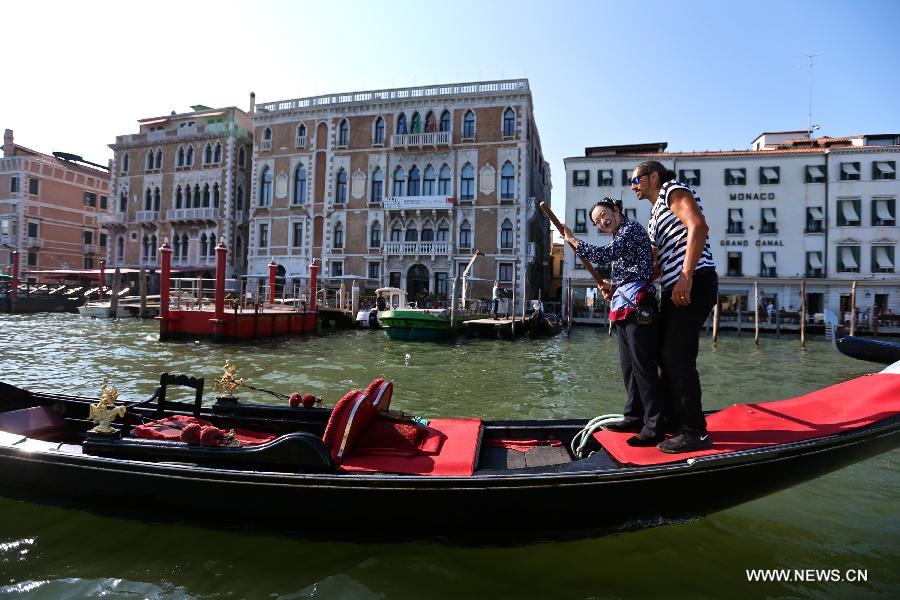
[260,140,272,151]
[99,213,127,224]
[295,136,306,148]
[383,241,453,255]
[136,210,160,222]
[25,237,43,248]
[83,244,98,254]
[391,131,451,147]
[166,207,218,221]
[257,79,529,113]
[177,126,197,136]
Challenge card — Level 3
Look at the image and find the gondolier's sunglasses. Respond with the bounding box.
[630,173,650,186]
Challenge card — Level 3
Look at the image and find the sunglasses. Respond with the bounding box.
[630,173,650,186]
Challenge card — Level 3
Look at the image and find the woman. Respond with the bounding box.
[631,160,717,453]
[564,198,666,446]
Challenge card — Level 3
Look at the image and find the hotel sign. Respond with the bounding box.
[383,195,455,210]
[721,239,785,246]
[730,193,776,201]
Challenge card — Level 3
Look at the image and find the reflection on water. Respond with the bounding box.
[0,313,896,599]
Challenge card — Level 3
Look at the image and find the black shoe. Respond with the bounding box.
[626,432,665,447]
[657,431,713,454]
[605,420,644,433]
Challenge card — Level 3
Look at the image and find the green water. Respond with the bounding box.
[0,314,896,599]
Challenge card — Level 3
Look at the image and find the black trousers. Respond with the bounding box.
[615,314,666,437]
[659,268,718,434]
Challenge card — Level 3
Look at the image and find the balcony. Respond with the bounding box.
[260,140,272,151]
[136,210,160,222]
[83,244,98,254]
[25,237,43,249]
[99,213,127,225]
[295,136,306,149]
[167,207,218,222]
[383,241,454,256]
[391,131,451,148]
[177,125,197,137]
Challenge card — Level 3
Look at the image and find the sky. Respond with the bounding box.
[3,0,899,218]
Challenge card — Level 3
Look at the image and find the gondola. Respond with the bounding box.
[0,363,898,541]
[825,309,900,364]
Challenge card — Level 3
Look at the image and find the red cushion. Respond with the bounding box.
[354,418,425,454]
[321,390,378,463]
[133,415,276,446]
[594,372,900,466]
[339,418,481,476]
[365,378,393,411]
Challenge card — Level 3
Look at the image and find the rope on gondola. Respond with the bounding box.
[570,414,624,459]
[239,383,291,400]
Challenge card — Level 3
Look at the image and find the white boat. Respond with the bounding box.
[78,296,149,318]
[355,287,409,328]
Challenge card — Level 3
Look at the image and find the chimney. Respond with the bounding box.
[249,92,256,114]
[3,129,13,157]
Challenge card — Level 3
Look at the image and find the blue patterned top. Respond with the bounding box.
[575,218,654,285]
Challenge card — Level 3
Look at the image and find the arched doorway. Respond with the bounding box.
[407,264,429,304]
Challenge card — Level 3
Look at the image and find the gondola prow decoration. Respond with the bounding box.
[215,360,245,398]
[539,201,608,291]
[89,378,126,433]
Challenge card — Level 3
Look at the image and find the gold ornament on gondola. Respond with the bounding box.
[89,378,127,433]
[215,360,245,396]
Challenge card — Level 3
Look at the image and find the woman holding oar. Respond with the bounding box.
[562,198,667,447]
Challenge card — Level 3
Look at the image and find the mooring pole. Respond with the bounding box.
[99,259,106,301]
[268,259,277,306]
[712,302,720,347]
[109,268,121,317]
[10,251,19,314]
[754,281,760,347]
[158,241,172,341]
[139,267,147,317]
[850,281,857,337]
[450,276,459,329]
[800,280,807,349]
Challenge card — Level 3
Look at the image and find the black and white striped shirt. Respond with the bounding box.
[648,181,716,290]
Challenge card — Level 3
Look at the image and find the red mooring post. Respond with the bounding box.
[99,259,106,300]
[10,250,19,313]
[158,241,172,340]
[212,240,227,341]
[309,261,318,312]
[268,259,277,305]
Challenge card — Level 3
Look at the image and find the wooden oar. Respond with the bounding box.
[539,201,607,289]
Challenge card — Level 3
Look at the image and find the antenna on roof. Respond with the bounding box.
[803,53,823,139]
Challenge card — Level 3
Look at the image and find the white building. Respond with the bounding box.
[563,132,900,323]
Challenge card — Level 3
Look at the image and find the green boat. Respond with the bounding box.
[379,309,454,341]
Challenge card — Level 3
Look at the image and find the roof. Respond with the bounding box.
[585,142,667,157]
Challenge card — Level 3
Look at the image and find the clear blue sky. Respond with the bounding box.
[3,0,899,216]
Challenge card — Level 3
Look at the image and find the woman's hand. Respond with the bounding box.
[672,271,692,306]
[562,225,578,248]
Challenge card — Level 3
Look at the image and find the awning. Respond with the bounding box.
[808,252,823,269]
[840,201,859,223]
[875,199,894,220]
[762,253,777,268]
[763,208,777,222]
[840,247,858,269]
[808,206,824,220]
[841,163,859,175]
[807,165,825,178]
[875,162,896,175]
[728,169,745,179]
[763,167,779,180]
[729,208,743,222]
[875,247,894,269]
[682,169,697,179]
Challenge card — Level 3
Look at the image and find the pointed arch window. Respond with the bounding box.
[262,127,272,150]
[177,147,185,167]
[411,112,422,134]
[238,147,245,167]
[235,235,243,261]
[145,151,154,171]
[119,190,127,212]
[122,153,129,173]
[335,169,348,203]
[370,220,381,248]
[500,218,514,248]
[459,220,472,248]
[438,164,451,195]
[193,184,201,208]
[463,110,476,138]
[236,186,244,211]
[423,165,436,195]
[405,221,418,242]
[333,222,344,249]
[297,123,307,139]
[408,165,421,196]
[175,186,183,209]
[501,161,516,199]
[200,233,208,258]
[390,222,403,242]
[373,117,385,144]
[186,146,194,166]
[260,167,272,206]
[213,143,222,163]
[439,110,451,133]
[153,149,160,170]
[116,236,124,262]
[371,167,384,203]
[396,113,407,135]
[502,108,516,137]
[293,164,307,204]
[180,233,189,260]
[144,188,152,210]
[392,167,406,196]
[460,163,475,200]
[202,184,210,208]
[424,111,436,133]
[150,234,158,261]
[152,188,160,210]
[213,183,220,208]
[204,143,213,164]
[421,222,434,241]
[437,220,450,241]
[338,119,349,147]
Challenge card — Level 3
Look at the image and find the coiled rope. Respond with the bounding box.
[570,414,624,459]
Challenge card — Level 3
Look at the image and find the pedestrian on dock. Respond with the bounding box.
[631,160,717,453]
[563,197,667,447]
[491,280,501,319]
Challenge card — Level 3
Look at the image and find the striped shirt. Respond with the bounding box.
[648,181,716,290]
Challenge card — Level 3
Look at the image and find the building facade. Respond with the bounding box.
[105,106,253,276]
[1,129,110,278]
[246,79,552,305]
[563,132,900,321]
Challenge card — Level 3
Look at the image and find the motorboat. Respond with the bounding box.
[0,361,897,541]
[355,287,408,329]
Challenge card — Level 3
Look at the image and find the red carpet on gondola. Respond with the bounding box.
[594,373,900,466]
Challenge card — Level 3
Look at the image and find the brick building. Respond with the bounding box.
[106,106,253,276]
[1,129,110,278]
[246,79,552,305]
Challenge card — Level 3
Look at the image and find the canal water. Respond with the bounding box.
[0,313,896,599]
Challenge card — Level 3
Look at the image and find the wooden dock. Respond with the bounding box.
[462,317,526,339]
